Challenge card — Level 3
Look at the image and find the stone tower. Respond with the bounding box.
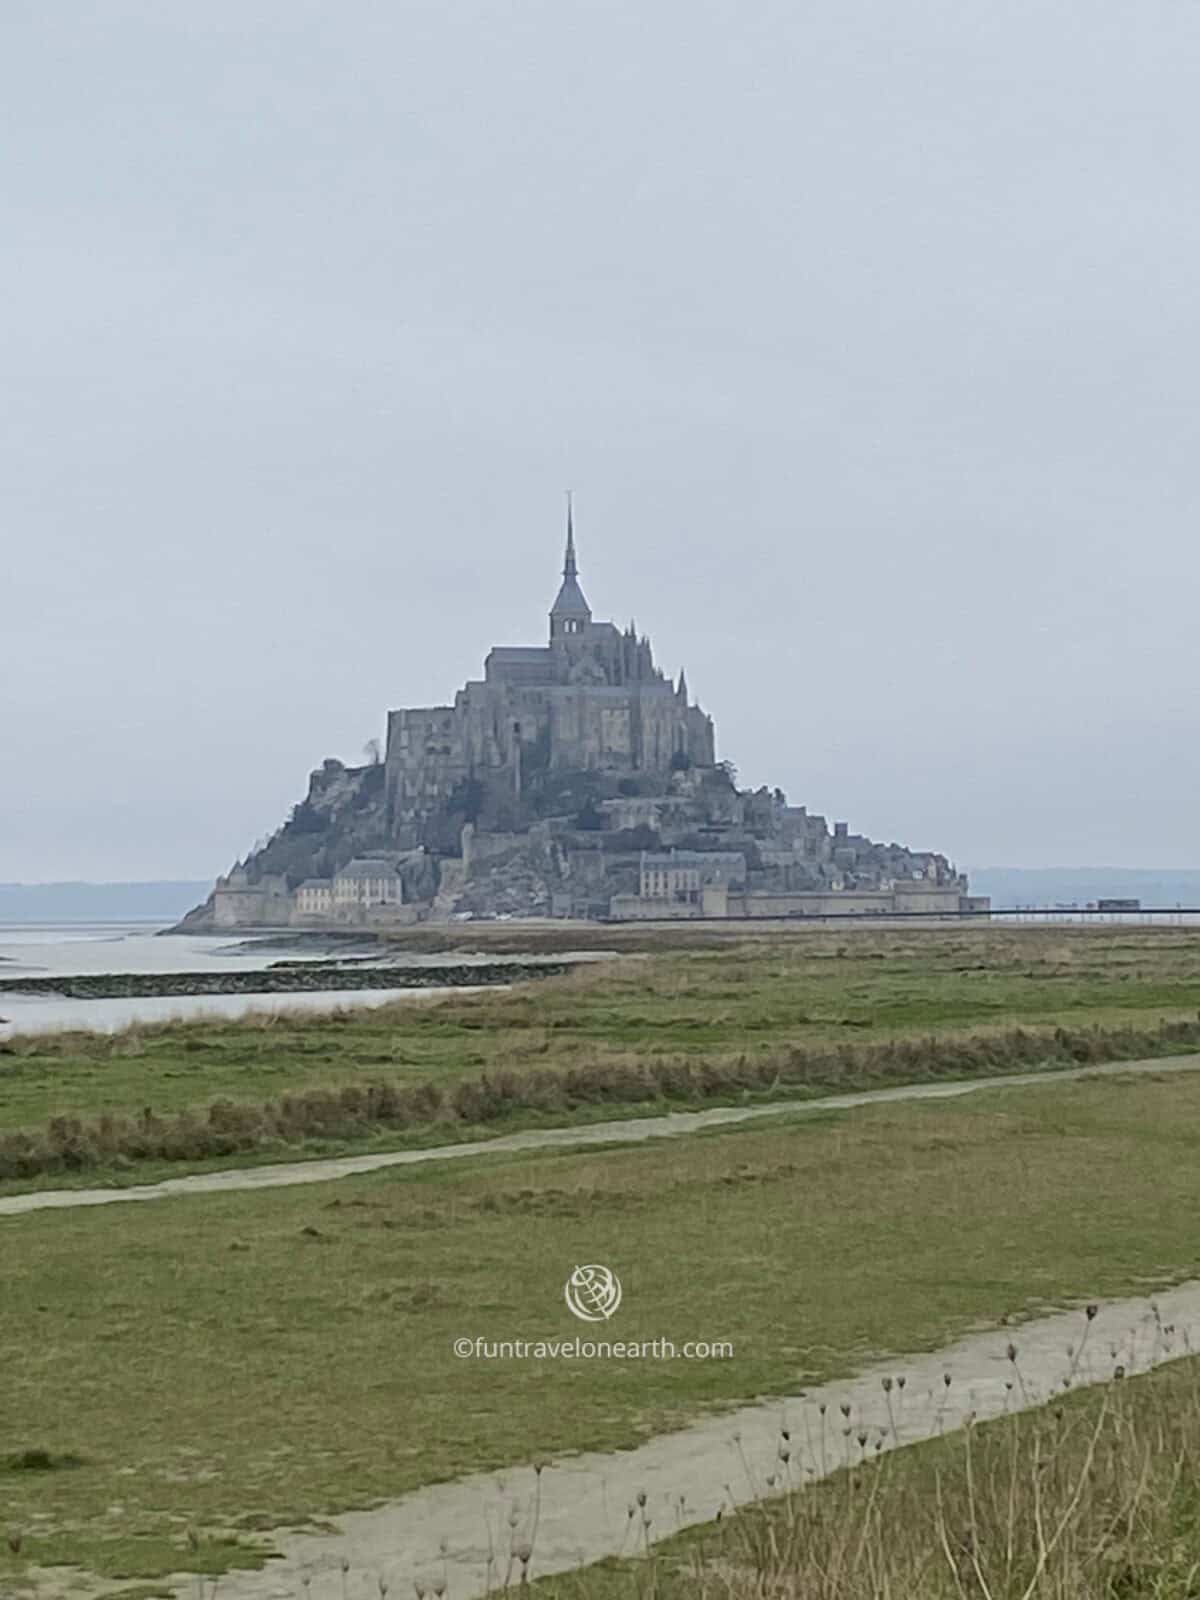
[549,496,592,644]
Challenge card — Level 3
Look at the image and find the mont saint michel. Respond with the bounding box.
[186,510,984,930]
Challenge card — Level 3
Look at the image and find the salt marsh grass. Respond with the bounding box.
[3,921,1200,1186]
[5,1073,1200,1584]
[536,1342,1200,1599]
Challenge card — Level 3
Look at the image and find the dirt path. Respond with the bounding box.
[145,1280,1200,1600]
[3,1053,1197,1220]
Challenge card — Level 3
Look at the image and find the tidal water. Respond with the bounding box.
[0,924,505,1038]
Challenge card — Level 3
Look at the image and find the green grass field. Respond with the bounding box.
[2,926,1198,1156]
[4,1065,1200,1586]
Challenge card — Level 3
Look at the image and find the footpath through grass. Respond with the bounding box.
[3,1067,1200,1585]
[530,1352,1200,1599]
[0,926,1198,1186]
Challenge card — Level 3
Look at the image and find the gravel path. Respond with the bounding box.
[3,1052,1197,1220]
[169,1280,1200,1600]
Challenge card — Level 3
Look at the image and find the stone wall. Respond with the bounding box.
[726,887,971,919]
[386,675,715,837]
[608,884,984,921]
[213,873,291,928]
[386,704,471,823]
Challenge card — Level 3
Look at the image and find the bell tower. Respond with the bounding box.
[549,494,592,642]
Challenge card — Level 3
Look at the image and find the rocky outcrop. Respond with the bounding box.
[181,753,968,930]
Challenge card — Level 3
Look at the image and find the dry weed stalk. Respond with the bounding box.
[609,1327,1200,1598]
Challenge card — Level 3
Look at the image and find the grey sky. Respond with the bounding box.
[3,1,1198,881]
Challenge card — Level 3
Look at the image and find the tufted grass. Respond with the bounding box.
[528,1351,1200,1599]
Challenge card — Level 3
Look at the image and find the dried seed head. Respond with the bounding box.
[1006,1342,1018,1364]
[840,1402,851,1419]
[636,1489,647,1508]
[882,1377,893,1394]
[897,1375,906,1390]
[943,1372,952,1388]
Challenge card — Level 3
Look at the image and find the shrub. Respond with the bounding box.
[2,1016,1198,1186]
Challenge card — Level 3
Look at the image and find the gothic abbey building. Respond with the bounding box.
[385,510,715,843]
[192,509,984,928]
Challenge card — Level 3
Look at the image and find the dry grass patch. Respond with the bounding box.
[535,1350,1200,1599]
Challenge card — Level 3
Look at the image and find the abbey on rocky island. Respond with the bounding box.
[387,501,714,845]
[192,508,985,929]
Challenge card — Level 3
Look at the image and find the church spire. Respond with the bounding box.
[549,494,592,635]
[564,491,578,580]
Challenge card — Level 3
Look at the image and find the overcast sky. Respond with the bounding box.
[3,1,1198,882]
